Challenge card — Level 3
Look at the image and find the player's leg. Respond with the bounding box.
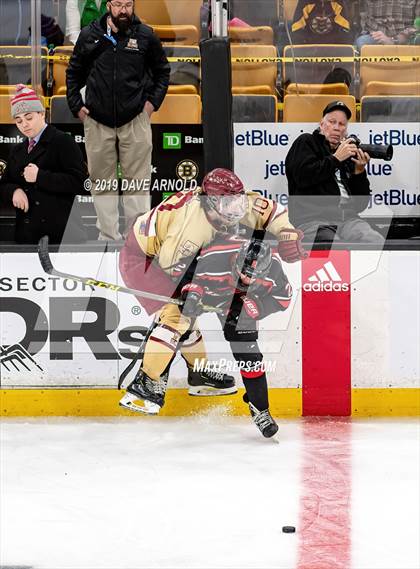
[179,325,237,396]
[119,304,191,414]
[223,313,278,438]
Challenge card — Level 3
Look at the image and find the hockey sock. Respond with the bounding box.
[242,372,269,411]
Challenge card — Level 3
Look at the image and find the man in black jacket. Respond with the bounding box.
[285,100,385,244]
[0,84,87,245]
[66,0,170,240]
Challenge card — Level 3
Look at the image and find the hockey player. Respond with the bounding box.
[118,168,306,415]
[179,235,293,438]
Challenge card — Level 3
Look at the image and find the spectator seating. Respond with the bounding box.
[285,82,349,95]
[135,0,202,44]
[282,44,355,92]
[283,93,356,122]
[50,95,81,124]
[150,94,201,123]
[163,45,200,94]
[0,46,48,92]
[231,44,278,94]
[360,45,420,97]
[48,45,200,96]
[229,26,274,45]
[51,46,74,96]
[360,96,420,123]
[232,94,278,122]
[0,84,29,94]
[363,82,420,96]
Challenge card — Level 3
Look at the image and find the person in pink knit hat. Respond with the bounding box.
[0,85,87,244]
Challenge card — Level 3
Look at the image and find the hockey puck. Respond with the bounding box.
[282,526,296,533]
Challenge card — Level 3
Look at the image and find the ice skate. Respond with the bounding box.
[119,369,168,415]
[244,394,279,438]
[187,367,237,396]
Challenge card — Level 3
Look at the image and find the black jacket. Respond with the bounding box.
[0,125,87,244]
[285,129,371,226]
[66,14,170,128]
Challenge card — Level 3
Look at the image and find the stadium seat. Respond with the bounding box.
[51,46,73,96]
[283,94,356,122]
[282,44,355,89]
[229,26,274,45]
[285,82,349,95]
[360,96,420,123]
[50,95,80,124]
[150,94,201,124]
[232,94,278,122]
[163,45,200,94]
[0,94,13,123]
[364,81,420,97]
[360,45,420,97]
[135,0,202,44]
[0,84,31,94]
[0,46,48,88]
[231,44,278,95]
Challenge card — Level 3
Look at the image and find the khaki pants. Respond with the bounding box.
[84,111,152,240]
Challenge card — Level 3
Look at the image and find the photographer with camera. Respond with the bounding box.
[285,101,386,244]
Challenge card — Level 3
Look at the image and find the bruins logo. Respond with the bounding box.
[176,159,198,181]
[0,159,6,180]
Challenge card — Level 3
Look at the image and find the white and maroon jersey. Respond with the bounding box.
[178,234,293,317]
[131,188,294,276]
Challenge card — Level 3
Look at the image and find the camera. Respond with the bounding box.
[347,134,393,161]
[342,134,393,175]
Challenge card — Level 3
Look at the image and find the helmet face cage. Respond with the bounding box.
[235,239,272,280]
[204,193,247,224]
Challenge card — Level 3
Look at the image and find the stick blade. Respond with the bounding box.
[38,235,54,274]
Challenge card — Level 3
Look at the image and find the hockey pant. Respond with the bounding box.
[142,303,207,381]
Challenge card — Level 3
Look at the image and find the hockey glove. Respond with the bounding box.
[180,283,205,317]
[277,229,308,263]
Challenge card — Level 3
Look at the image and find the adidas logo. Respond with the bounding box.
[303,261,349,292]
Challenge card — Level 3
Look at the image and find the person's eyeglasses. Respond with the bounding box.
[110,1,134,9]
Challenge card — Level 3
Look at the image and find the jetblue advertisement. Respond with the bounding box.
[234,123,420,217]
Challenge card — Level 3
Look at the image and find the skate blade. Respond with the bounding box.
[119,393,161,415]
[188,386,238,397]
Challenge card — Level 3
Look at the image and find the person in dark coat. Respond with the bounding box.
[0,84,87,245]
[66,1,170,240]
[285,100,385,244]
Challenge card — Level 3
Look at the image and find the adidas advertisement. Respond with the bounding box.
[303,260,350,292]
[234,123,420,218]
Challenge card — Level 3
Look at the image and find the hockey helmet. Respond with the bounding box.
[235,239,272,281]
[202,168,246,225]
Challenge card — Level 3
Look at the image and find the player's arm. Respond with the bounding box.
[242,192,307,263]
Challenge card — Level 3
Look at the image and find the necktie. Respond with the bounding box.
[28,139,36,153]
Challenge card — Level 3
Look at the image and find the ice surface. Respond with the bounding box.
[1,415,419,569]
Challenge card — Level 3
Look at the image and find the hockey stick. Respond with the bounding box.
[37,236,223,313]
